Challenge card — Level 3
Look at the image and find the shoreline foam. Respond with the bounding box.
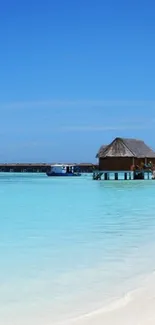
[58,271,155,325]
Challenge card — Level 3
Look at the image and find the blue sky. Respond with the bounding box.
[0,0,155,162]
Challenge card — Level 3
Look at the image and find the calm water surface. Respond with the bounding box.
[1,173,155,324]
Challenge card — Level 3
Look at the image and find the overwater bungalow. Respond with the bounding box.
[94,137,155,180]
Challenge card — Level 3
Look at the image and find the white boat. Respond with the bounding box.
[46,164,81,177]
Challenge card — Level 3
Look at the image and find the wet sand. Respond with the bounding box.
[64,272,155,325]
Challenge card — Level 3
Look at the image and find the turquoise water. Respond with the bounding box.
[1,173,155,324]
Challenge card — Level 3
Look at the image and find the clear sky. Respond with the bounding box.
[0,0,155,162]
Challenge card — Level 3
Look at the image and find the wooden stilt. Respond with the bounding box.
[92,169,151,181]
[105,173,108,180]
[115,173,118,180]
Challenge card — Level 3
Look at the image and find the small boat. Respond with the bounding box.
[46,164,81,177]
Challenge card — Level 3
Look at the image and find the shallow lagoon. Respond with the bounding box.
[1,173,155,324]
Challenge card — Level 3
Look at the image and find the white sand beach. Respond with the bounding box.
[63,272,155,325]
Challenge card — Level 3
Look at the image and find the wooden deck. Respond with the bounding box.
[93,169,153,180]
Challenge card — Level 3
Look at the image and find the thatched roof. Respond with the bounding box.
[96,145,107,158]
[97,137,155,158]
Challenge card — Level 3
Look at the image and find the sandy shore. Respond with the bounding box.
[62,272,155,325]
[1,272,155,325]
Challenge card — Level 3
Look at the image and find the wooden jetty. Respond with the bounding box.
[94,137,155,180]
[0,163,96,173]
